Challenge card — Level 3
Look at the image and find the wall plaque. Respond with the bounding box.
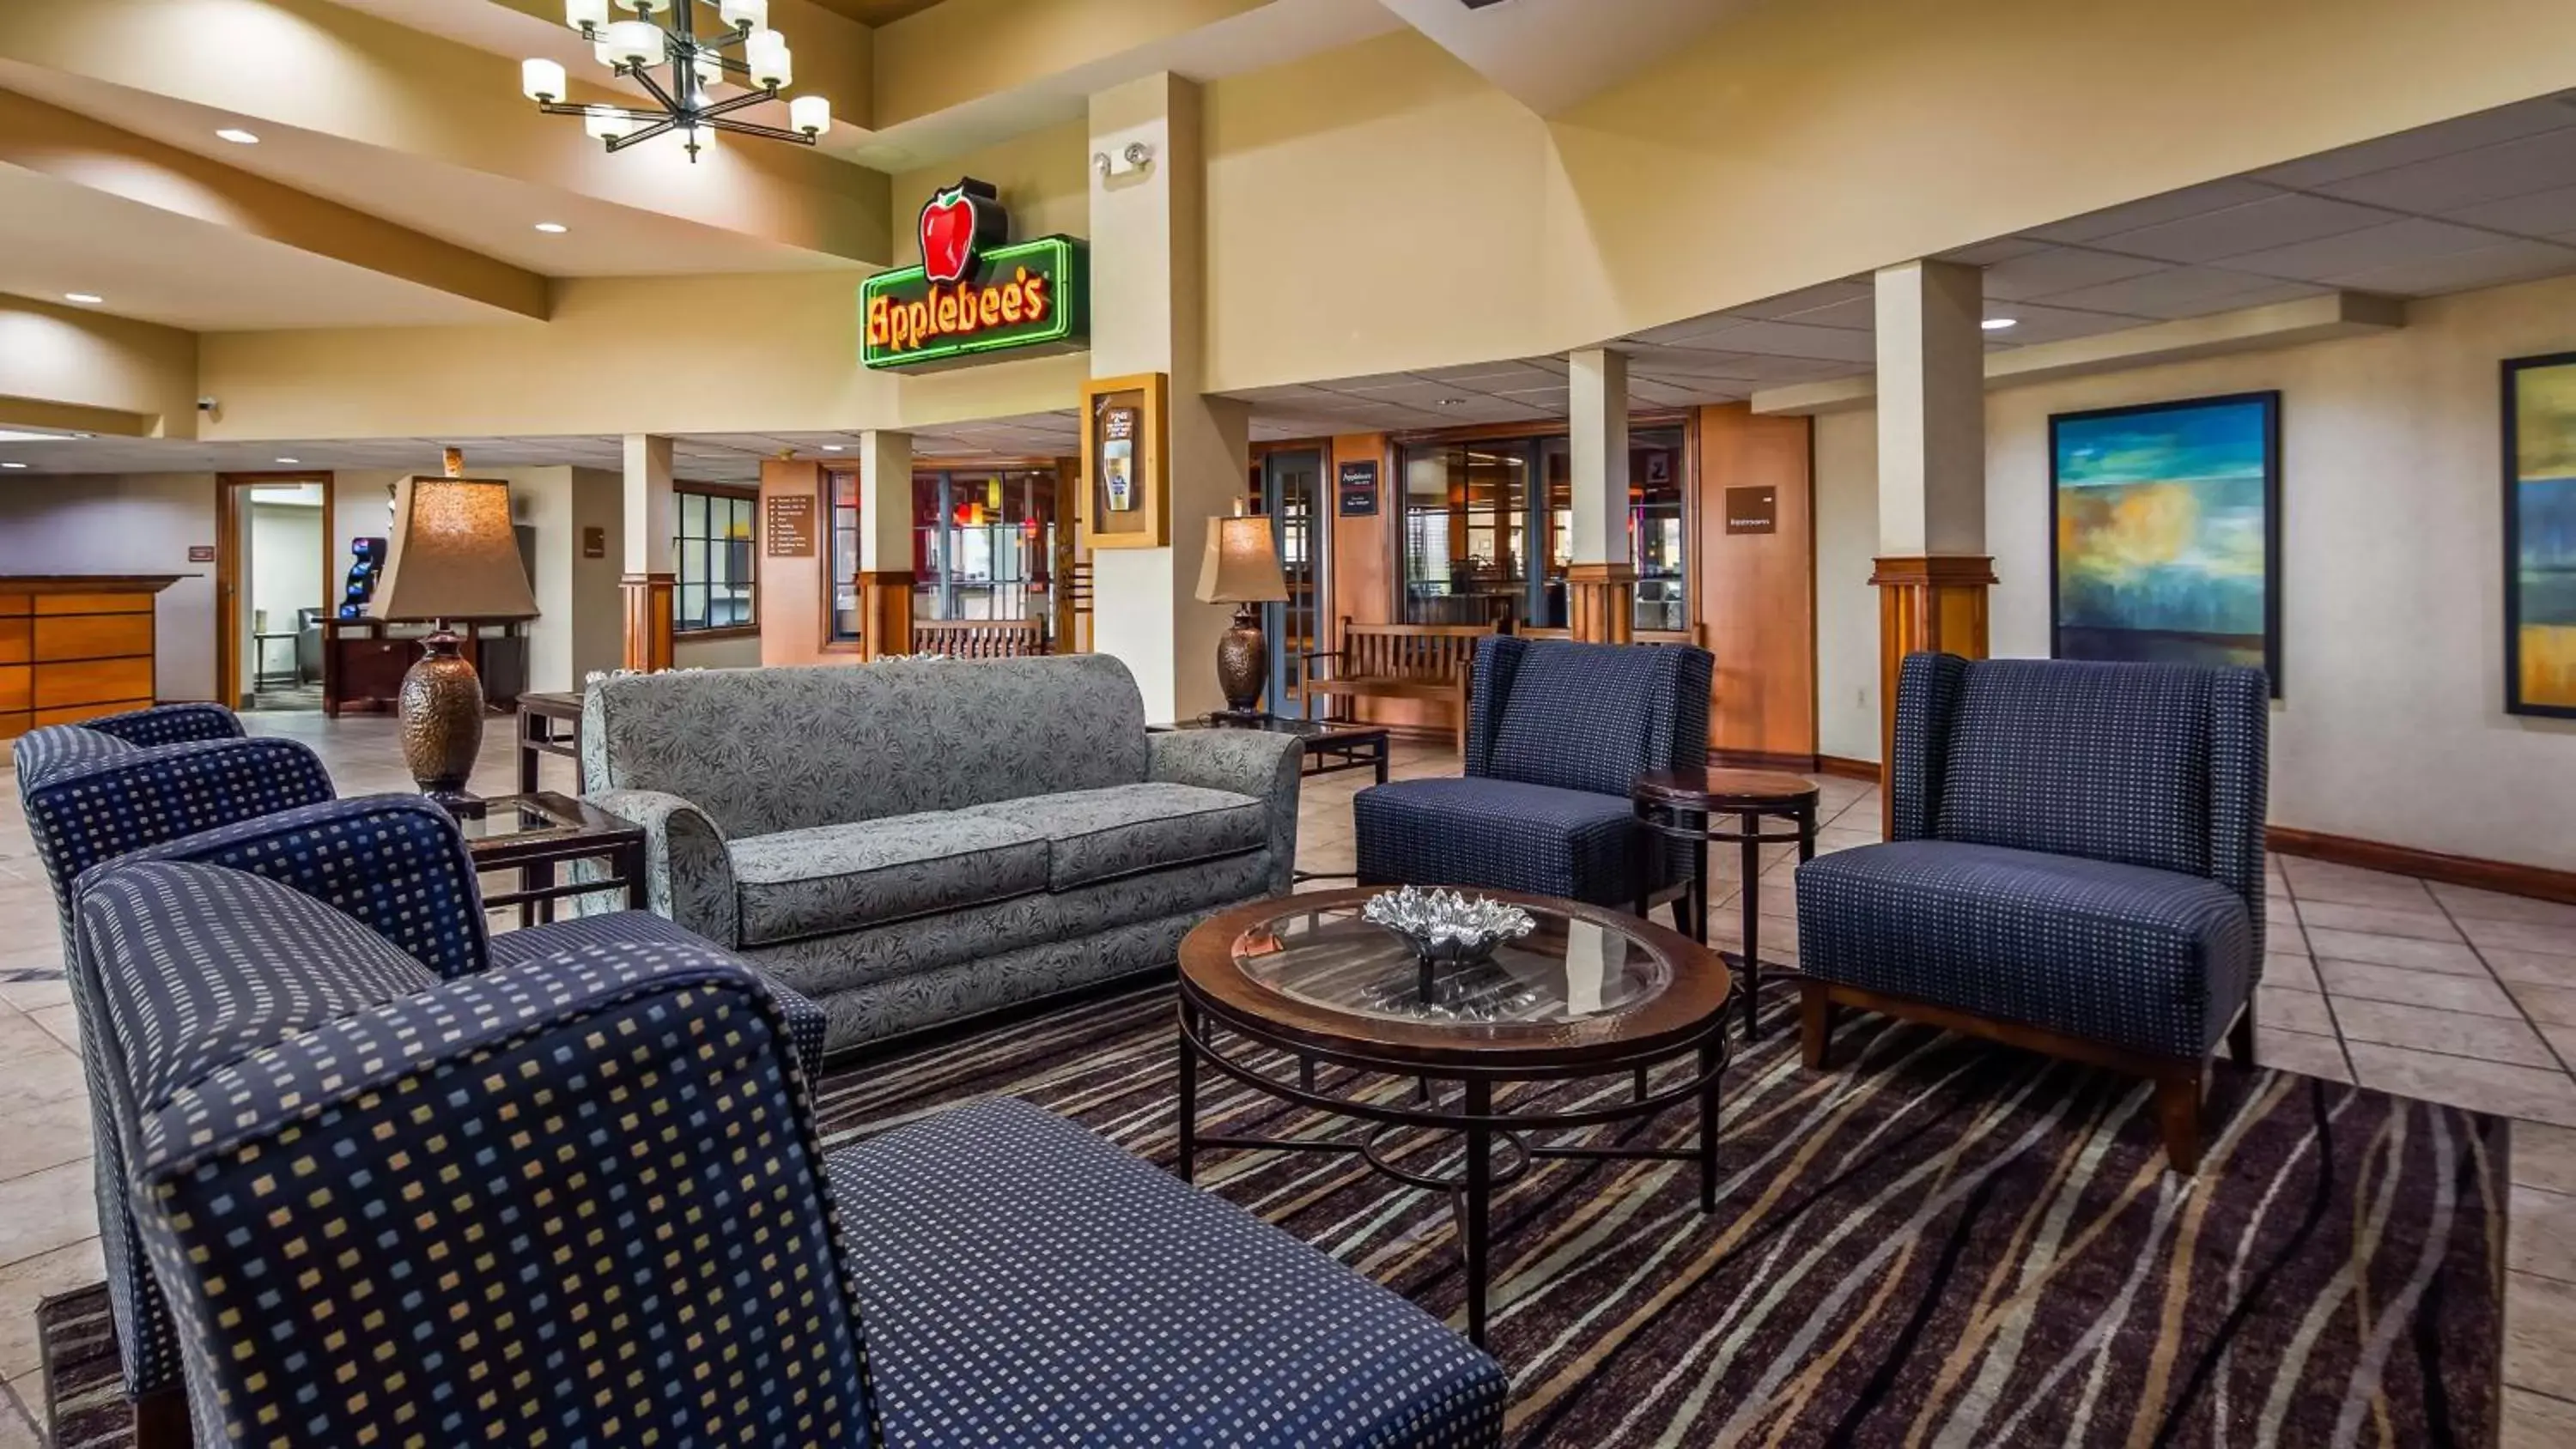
[765,494,817,557]
[1080,373,1170,549]
[581,526,606,560]
[1724,486,1777,535]
[186,544,216,563]
[1337,459,1379,517]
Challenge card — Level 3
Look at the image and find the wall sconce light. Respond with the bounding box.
[1092,141,1154,179]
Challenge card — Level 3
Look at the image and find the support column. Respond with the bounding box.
[1086,73,1249,720]
[1566,347,1634,642]
[621,433,675,672]
[854,430,914,658]
[1872,260,1995,810]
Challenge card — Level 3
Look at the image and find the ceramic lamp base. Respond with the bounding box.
[398,627,484,804]
[1215,603,1268,715]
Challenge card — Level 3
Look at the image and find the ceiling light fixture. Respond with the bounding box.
[0,462,26,470]
[1981,317,2018,331]
[215,127,260,144]
[534,221,569,233]
[64,292,103,305]
[276,457,302,464]
[525,0,829,164]
[820,443,844,451]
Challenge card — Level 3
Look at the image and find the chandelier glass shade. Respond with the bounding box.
[524,0,831,161]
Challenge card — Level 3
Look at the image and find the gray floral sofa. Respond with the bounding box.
[580,654,1299,1052]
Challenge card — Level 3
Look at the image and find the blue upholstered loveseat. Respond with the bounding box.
[581,653,1303,1052]
[11,707,823,1439]
[1353,635,1713,911]
[1793,653,2268,1171]
[74,856,1507,1447]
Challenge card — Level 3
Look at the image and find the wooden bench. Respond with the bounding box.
[910,619,1048,658]
[1302,618,1494,753]
[1516,623,1708,648]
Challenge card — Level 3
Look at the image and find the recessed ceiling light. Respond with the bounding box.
[216,127,260,144]
[820,444,845,452]
[1435,397,1467,406]
[276,457,301,464]
[0,462,26,470]
[533,221,569,234]
[64,292,103,306]
[1981,317,2018,331]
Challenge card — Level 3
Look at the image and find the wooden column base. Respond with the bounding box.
[1870,555,1994,827]
[620,572,674,673]
[1564,562,1637,644]
[860,570,915,660]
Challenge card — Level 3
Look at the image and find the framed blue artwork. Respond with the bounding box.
[2050,391,2281,694]
[2506,353,2576,718]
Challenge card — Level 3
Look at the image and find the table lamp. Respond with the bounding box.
[370,476,538,803]
[1194,506,1289,719]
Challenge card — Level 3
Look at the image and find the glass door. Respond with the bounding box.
[1261,449,1322,717]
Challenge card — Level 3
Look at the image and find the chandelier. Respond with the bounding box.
[519,0,831,162]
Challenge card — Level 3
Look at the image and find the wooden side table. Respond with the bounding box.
[515,689,584,793]
[456,791,644,927]
[1632,767,1820,1040]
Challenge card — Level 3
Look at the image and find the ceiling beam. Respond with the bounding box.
[0,0,890,265]
[0,88,550,322]
[0,295,199,440]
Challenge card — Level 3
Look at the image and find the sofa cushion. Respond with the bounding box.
[1353,776,1650,906]
[961,782,1266,891]
[827,1097,1505,1447]
[1794,840,2257,1058]
[728,813,1050,946]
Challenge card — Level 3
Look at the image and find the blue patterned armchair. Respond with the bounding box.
[1354,636,1713,912]
[76,858,1508,1448]
[9,702,245,785]
[16,740,825,1441]
[1793,654,2269,1172]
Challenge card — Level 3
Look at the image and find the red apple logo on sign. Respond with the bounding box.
[920,185,977,283]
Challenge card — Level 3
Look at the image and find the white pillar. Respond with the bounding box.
[855,429,910,573]
[1873,260,1987,557]
[621,433,675,574]
[1567,347,1631,567]
[1085,72,1248,721]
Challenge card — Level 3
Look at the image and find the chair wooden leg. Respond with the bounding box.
[134,1385,191,1449]
[1799,982,1837,1070]
[2154,1066,2206,1174]
[2227,998,2257,1067]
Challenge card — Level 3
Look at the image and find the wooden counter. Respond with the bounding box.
[0,575,187,742]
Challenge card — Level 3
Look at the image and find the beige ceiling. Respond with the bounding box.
[0,166,532,330]
[805,0,948,23]
[1224,91,2576,434]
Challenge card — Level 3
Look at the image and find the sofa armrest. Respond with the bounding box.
[87,794,489,980]
[88,703,243,749]
[1149,730,1301,894]
[586,787,739,946]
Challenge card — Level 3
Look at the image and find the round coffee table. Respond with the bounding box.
[1176,888,1733,1347]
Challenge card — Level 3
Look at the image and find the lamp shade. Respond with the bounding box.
[520,57,568,101]
[745,27,792,88]
[790,94,831,136]
[370,476,539,623]
[1195,513,1289,604]
[718,0,768,28]
[605,18,661,64]
[565,0,610,29]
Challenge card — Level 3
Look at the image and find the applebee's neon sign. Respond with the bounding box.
[860,177,1089,371]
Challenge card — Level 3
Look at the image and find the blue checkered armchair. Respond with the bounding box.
[9,703,245,783]
[1794,654,2269,1172]
[1355,636,1713,911]
[76,858,1508,1448]
[15,738,826,1440]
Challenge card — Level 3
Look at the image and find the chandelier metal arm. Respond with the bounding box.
[605,116,683,153]
[694,86,781,122]
[628,64,681,113]
[697,117,811,142]
[539,5,823,161]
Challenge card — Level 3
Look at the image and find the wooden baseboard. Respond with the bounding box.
[1707,748,1821,773]
[2267,825,2576,906]
[1814,754,1880,782]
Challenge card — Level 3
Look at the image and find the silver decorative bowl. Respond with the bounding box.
[1362,887,1536,971]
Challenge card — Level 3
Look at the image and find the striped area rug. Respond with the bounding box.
[811,979,2506,1448]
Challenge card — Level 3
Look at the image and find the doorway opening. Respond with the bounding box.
[1261,448,1324,717]
[216,475,334,712]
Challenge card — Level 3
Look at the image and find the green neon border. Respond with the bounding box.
[860,236,1088,370]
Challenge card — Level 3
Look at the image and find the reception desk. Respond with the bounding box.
[0,575,185,742]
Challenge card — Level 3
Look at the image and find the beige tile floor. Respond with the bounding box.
[0,712,2572,1440]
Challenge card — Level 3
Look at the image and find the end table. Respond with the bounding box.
[1632,767,1820,1040]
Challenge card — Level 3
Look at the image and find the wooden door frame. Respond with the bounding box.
[215,472,336,710]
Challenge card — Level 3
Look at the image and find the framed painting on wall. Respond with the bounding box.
[2505,352,2576,718]
[2050,391,2281,694]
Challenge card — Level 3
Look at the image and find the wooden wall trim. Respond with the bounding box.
[2267,826,2576,906]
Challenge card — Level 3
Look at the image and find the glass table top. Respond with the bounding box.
[448,793,621,846]
[1231,901,1672,1028]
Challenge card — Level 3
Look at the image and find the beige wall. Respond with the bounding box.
[0,472,216,700]
[1812,270,2576,870]
[0,297,198,439]
[1814,409,1880,765]
[889,118,1091,266]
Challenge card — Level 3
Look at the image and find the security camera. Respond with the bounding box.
[197,397,219,412]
